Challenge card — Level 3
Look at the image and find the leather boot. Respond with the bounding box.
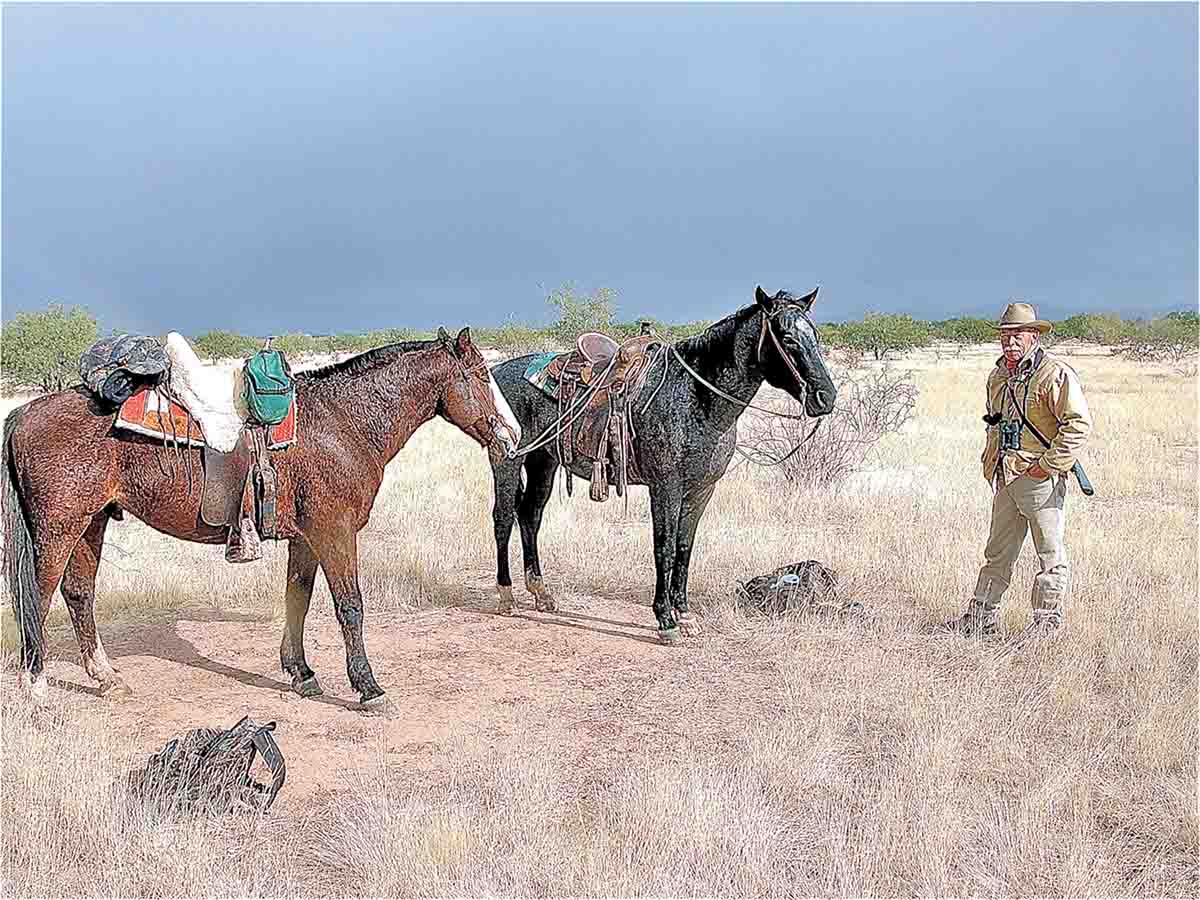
[225,516,262,563]
[940,601,1000,638]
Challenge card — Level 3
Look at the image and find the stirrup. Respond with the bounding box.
[225,517,262,564]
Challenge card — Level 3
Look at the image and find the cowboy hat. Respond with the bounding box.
[996,302,1053,334]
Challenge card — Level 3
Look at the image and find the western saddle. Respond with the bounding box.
[544,323,663,501]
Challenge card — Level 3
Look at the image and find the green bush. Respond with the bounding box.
[271,332,321,356]
[1,303,99,392]
[932,317,995,346]
[547,284,617,343]
[192,330,258,362]
[1115,314,1200,364]
[1054,313,1133,345]
[475,317,554,355]
[840,313,931,360]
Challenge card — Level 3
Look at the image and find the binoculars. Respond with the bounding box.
[998,420,1022,451]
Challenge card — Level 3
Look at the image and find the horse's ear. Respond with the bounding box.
[455,327,472,356]
[755,285,775,312]
[798,285,819,311]
[437,326,450,344]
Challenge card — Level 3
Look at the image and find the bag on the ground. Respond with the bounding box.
[735,559,849,616]
[243,349,294,426]
[124,715,286,816]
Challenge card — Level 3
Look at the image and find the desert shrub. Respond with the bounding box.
[840,313,931,360]
[476,317,556,355]
[547,284,617,343]
[1114,313,1199,365]
[270,332,321,356]
[932,317,994,355]
[1055,313,1133,346]
[0,303,99,393]
[192,330,257,362]
[737,366,919,488]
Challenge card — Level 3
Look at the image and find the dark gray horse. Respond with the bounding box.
[489,286,837,643]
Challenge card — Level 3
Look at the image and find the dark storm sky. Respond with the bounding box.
[2,3,1196,336]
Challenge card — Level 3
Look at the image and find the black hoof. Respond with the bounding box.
[293,675,323,698]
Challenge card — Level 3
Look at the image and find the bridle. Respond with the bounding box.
[447,350,520,453]
[666,304,825,466]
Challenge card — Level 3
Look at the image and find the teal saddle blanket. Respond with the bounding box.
[524,352,562,398]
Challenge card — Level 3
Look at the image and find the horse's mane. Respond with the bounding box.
[674,304,759,357]
[297,340,439,382]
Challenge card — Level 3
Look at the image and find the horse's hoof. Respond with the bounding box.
[20,673,50,708]
[657,626,682,646]
[497,585,516,616]
[676,612,703,637]
[293,675,323,698]
[99,677,133,699]
[525,572,557,612]
[357,695,397,718]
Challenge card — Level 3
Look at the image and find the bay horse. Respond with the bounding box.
[488,286,837,642]
[3,327,521,711]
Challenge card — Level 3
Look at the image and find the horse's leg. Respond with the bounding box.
[669,482,717,638]
[492,457,523,615]
[648,482,683,643]
[518,449,559,612]
[279,538,322,698]
[309,528,386,708]
[19,517,91,705]
[61,510,130,697]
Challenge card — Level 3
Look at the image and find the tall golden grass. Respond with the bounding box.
[1,344,1196,897]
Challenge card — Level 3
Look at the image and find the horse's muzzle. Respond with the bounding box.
[491,419,519,459]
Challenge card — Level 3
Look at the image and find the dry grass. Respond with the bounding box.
[0,345,1196,897]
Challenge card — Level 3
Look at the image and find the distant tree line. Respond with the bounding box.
[2,291,1197,393]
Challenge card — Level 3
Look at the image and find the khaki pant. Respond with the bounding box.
[972,473,1068,623]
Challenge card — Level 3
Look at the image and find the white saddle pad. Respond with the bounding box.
[164,332,247,453]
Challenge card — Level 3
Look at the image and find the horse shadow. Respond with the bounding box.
[440,579,665,646]
[43,608,362,711]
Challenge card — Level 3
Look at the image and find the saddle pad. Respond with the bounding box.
[116,388,206,446]
[524,352,563,399]
[116,388,297,450]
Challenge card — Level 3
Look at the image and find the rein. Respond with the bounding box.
[656,314,824,467]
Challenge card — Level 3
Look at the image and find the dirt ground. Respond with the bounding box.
[31,576,793,810]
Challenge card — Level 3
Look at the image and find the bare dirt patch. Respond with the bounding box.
[22,583,790,810]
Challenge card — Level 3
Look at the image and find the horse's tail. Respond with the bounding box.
[3,407,41,669]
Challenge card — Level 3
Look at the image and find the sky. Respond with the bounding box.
[2,3,1196,337]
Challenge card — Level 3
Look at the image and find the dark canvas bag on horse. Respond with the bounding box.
[79,334,169,406]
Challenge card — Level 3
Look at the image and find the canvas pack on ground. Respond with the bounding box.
[123,716,286,816]
[735,560,863,617]
[243,348,295,426]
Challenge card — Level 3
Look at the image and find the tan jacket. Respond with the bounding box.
[981,347,1093,487]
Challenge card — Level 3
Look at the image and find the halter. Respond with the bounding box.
[447,350,520,452]
[663,304,821,421]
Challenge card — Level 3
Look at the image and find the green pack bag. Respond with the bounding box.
[243,349,294,426]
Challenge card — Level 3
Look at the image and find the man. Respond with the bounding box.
[945,302,1093,639]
